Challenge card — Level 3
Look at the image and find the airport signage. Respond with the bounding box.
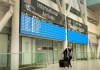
[67,17,88,34]
[68,30,88,44]
[20,0,65,26]
[20,13,66,41]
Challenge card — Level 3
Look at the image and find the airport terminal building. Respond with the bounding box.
[0,0,100,70]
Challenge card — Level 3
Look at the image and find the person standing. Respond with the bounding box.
[63,48,68,61]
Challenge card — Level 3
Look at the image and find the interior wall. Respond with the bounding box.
[87,9,100,35]
[88,33,97,43]
[87,21,99,35]
[87,9,97,20]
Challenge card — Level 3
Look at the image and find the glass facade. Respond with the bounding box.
[19,37,63,67]
[68,43,87,60]
[35,38,63,64]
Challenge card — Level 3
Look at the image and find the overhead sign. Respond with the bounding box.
[67,17,88,34]
[20,0,65,26]
[20,13,66,41]
[68,30,88,44]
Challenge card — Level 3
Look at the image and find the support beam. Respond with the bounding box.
[97,39,100,58]
[77,0,86,24]
[66,0,73,16]
[0,6,13,32]
[61,0,73,49]
[56,0,62,13]
[84,0,87,23]
[62,0,68,49]
[11,0,19,70]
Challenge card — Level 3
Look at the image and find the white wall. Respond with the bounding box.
[87,21,100,35]
[87,9,97,20]
[88,33,98,43]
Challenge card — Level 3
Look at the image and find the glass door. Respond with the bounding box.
[47,41,53,64]
[57,42,63,61]
[53,41,58,63]
[32,38,36,64]
[22,37,32,65]
[0,34,8,67]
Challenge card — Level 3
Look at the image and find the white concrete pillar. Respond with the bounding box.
[97,39,100,58]
[66,0,73,16]
[11,0,19,70]
[97,11,100,58]
[84,0,87,24]
[56,0,62,13]
[62,0,68,49]
[87,40,91,60]
[63,32,68,49]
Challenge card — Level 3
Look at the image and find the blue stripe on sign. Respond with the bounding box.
[20,13,66,41]
[68,30,88,44]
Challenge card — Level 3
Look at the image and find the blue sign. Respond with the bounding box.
[68,30,88,44]
[20,13,66,41]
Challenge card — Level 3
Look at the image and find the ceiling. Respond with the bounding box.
[87,3,100,11]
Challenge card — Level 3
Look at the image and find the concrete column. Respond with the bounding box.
[87,40,91,60]
[63,30,68,49]
[97,39,100,58]
[97,11,100,58]
[66,0,73,16]
[56,0,62,13]
[84,0,87,24]
[11,0,19,70]
[62,0,68,49]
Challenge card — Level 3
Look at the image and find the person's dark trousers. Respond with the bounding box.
[68,60,72,67]
[68,57,72,67]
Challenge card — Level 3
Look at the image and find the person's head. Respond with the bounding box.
[68,48,73,52]
[68,43,72,47]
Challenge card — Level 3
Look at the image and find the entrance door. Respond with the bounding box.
[0,34,8,67]
[47,41,53,64]
[71,43,77,60]
[22,37,32,65]
[53,41,58,63]
[32,38,35,64]
[53,41,63,63]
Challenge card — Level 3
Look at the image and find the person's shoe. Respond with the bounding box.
[70,66,72,67]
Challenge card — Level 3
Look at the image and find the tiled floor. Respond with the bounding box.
[34,59,100,70]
